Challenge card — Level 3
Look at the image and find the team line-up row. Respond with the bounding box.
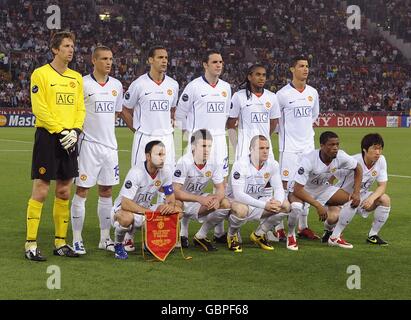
[24,32,389,261]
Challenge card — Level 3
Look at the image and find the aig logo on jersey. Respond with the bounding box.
[95,101,114,113]
[294,106,312,118]
[246,184,265,194]
[251,112,268,123]
[150,100,169,111]
[56,93,74,105]
[207,102,225,113]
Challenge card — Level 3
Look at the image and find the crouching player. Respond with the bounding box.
[110,141,181,259]
[287,131,363,250]
[226,135,290,253]
[329,133,390,247]
[173,129,231,251]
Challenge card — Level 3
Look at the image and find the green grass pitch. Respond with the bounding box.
[0,127,410,299]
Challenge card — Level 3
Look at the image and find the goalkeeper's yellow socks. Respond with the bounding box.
[26,198,43,243]
[53,197,70,248]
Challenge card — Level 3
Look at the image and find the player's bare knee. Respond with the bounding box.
[281,200,291,213]
[231,202,248,219]
[98,185,112,198]
[76,186,89,198]
[220,198,231,209]
[31,180,50,202]
[377,194,390,207]
[55,188,70,200]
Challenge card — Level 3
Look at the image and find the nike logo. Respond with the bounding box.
[27,218,39,220]
[145,92,152,95]
[289,100,296,104]
[88,93,95,97]
[245,104,252,107]
[368,238,377,243]
[51,84,57,87]
[201,94,208,97]
[64,220,69,223]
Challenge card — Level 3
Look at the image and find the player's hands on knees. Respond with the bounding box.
[265,201,280,213]
[158,204,176,215]
[203,195,219,210]
[316,205,328,221]
[360,197,374,210]
[268,199,282,213]
[350,192,361,208]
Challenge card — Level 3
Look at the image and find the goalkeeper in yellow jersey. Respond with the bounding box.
[25,31,86,261]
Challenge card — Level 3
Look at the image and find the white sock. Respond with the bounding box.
[98,196,112,241]
[114,222,130,244]
[369,206,390,237]
[180,216,190,238]
[288,202,303,236]
[256,214,284,236]
[197,209,228,239]
[214,221,225,237]
[71,194,86,242]
[228,214,247,236]
[331,203,357,239]
[298,206,309,230]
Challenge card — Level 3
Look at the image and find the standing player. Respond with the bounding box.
[275,55,320,241]
[70,46,124,254]
[227,64,280,161]
[329,133,390,247]
[175,50,232,243]
[122,46,179,251]
[173,129,231,250]
[226,135,290,253]
[286,131,362,251]
[25,31,85,261]
[111,141,180,260]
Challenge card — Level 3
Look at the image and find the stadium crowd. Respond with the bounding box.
[0,0,411,112]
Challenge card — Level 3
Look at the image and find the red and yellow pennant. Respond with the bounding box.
[144,211,179,261]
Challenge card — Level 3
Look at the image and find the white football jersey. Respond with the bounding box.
[113,164,173,209]
[81,74,123,149]
[335,153,388,194]
[293,149,357,193]
[172,152,224,195]
[124,73,179,135]
[176,76,231,135]
[277,83,319,153]
[228,156,285,208]
[229,88,280,159]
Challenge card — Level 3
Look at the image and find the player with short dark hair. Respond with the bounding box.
[173,129,231,251]
[70,46,125,255]
[25,31,86,261]
[122,45,179,251]
[110,140,181,259]
[330,133,391,247]
[274,55,320,242]
[175,49,232,243]
[287,131,363,250]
